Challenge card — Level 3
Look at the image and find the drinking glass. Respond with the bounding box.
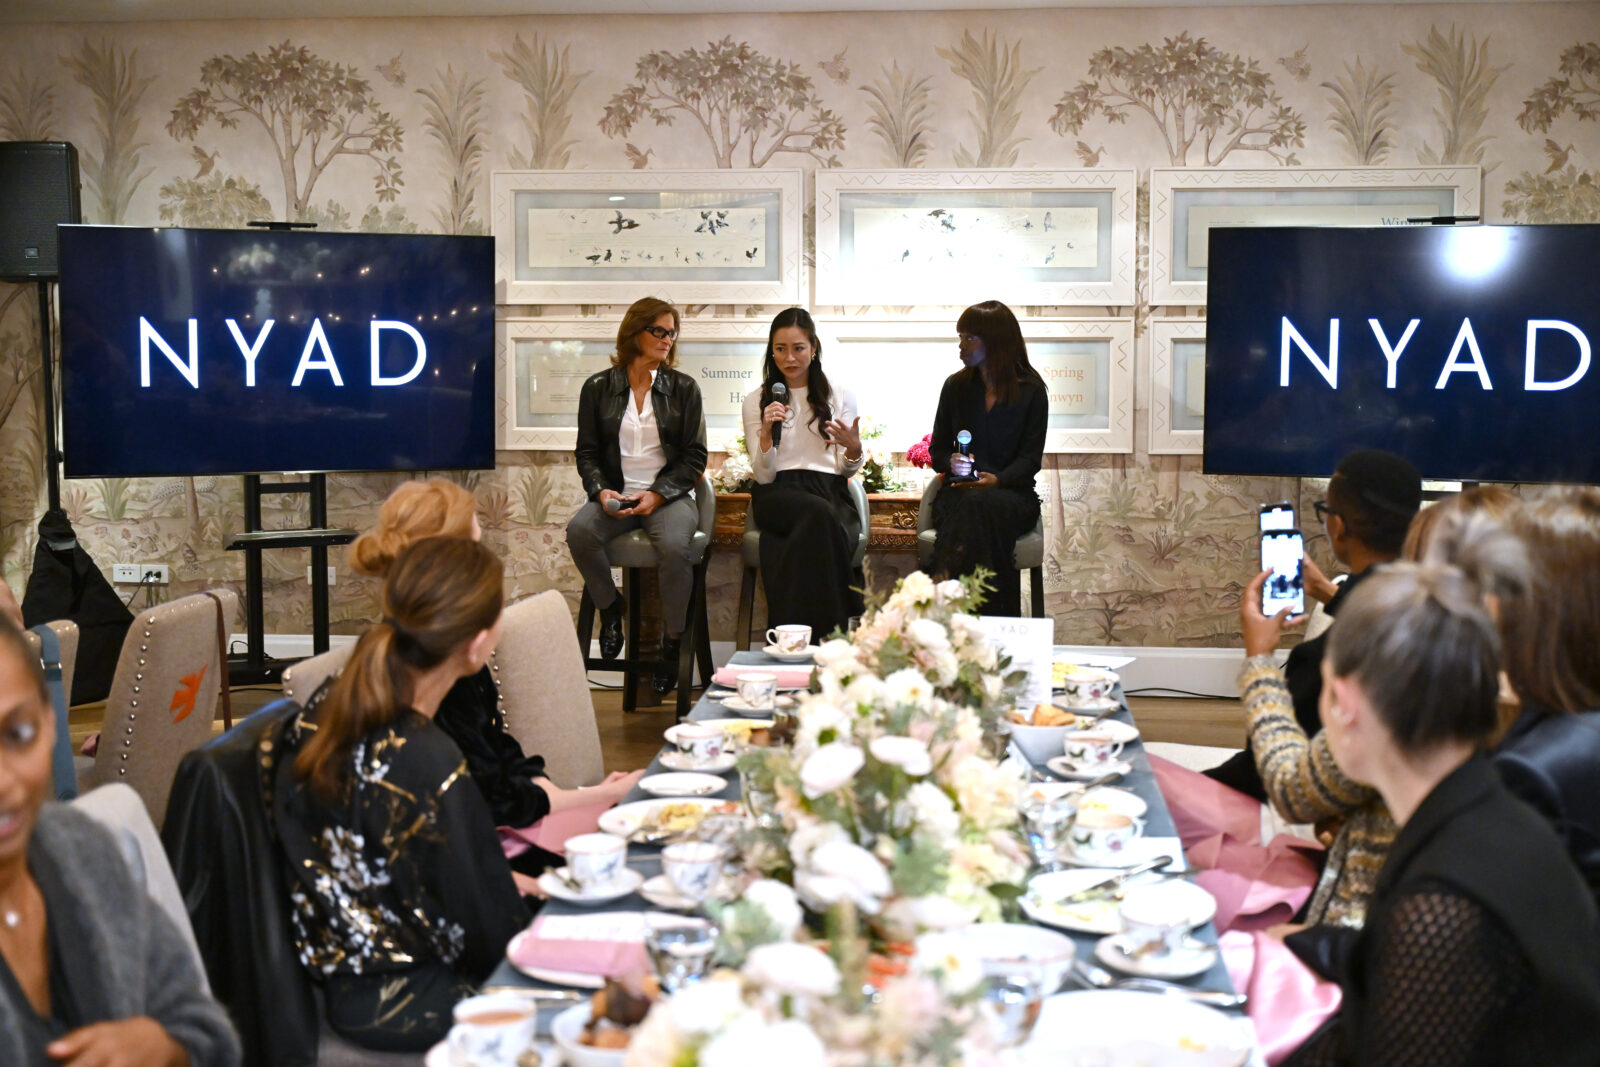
[645,914,718,992]
[981,963,1049,1048]
[1020,792,1078,871]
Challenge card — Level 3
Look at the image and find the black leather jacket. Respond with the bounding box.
[1493,706,1600,914]
[574,364,707,503]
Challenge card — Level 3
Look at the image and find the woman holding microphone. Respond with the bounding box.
[741,307,865,639]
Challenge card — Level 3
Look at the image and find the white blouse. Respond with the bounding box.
[619,371,666,494]
[741,384,866,484]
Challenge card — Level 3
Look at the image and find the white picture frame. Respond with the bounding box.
[492,169,804,305]
[1147,318,1208,455]
[1149,165,1482,306]
[815,317,1135,454]
[814,169,1138,307]
[498,317,771,451]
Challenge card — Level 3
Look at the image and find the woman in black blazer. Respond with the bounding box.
[927,300,1046,616]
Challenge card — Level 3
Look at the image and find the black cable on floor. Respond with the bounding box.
[1123,686,1235,700]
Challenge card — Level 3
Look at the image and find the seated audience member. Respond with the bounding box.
[566,296,708,696]
[352,479,641,876]
[273,538,529,1052]
[1208,450,1422,802]
[0,617,239,1065]
[1282,552,1600,1066]
[741,307,865,638]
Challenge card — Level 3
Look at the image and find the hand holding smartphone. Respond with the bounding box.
[1258,502,1306,618]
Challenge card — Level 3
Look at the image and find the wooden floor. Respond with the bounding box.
[67,683,1245,774]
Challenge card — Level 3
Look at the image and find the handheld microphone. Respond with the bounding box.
[770,382,788,447]
[604,496,623,514]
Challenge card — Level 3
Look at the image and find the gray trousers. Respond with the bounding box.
[565,495,699,635]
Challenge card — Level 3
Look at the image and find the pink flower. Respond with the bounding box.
[906,434,933,469]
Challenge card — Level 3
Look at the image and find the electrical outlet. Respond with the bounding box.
[112,564,169,584]
[306,565,337,586]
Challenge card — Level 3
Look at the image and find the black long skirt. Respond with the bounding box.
[751,470,864,640]
[931,483,1039,616]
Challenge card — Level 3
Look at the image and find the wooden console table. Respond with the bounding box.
[714,491,922,551]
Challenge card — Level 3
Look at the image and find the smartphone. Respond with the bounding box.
[1259,502,1297,533]
[1260,529,1306,617]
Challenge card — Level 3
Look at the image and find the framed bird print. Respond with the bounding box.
[492,170,805,305]
[813,169,1137,308]
[1149,166,1482,305]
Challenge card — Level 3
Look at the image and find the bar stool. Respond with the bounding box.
[735,478,871,650]
[574,475,716,719]
[915,476,1046,618]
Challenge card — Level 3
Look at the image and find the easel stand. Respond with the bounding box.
[224,473,356,685]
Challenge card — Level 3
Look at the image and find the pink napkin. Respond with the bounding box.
[498,800,611,860]
[508,912,650,979]
[1221,930,1342,1065]
[1150,754,1264,848]
[1188,833,1322,932]
[712,664,813,689]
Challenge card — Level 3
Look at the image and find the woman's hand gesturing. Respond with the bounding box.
[825,416,863,460]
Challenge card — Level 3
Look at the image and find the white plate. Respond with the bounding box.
[1023,872,1214,936]
[763,644,820,662]
[716,695,794,715]
[1069,717,1140,744]
[1046,756,1132,782]
[1095,932,1220,980]
[657,751,738,773]
[1059,836,1182,871]
[637,772,728,798]
[1019,783,1148,819]
[537,867,646,906]
[504,928,606,990]
[1018,990,1249,1066]
[597,797,737,842]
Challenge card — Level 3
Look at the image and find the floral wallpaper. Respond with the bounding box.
[0,7,1596,648]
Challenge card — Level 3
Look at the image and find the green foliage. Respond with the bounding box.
[937,29,1040,168]
[600,37,847,168]
[299,199,353,232]
[96,478,132,521]
[416,65,490,234]
[0,70,55,140]
[157,172,273,227]
[1321,58,1398,165]
[1051,32,1305,166]
[1518,42,1600,133]
[1402,25,1509,165]
[890,835,950,898]
[859,62,935,167]
[491,34,588,170]
[357,204,419,233]
[1502,166,1600,222]
[62,40,156,225]
[168,41,405,220]
[516,466,554,525]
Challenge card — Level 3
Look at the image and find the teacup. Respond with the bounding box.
[447,992,537,1066]
[735,672,778,710]
[1058,666,1119,708]
[766,624,812,653]
[1070,810,1144,859]
[564,832,628,891]
[672,723,727,764]
[1061,730,1124,768]
[662,840,728,903]
[1119,883,1198,957]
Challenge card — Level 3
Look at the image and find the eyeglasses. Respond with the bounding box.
[1312,499,1336,523]
[640,325,677,341]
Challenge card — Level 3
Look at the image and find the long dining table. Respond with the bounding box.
[487,648,1245,1011]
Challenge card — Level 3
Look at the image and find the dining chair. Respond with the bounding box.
[734,478,871,650]
[495,590,605,788]
[916,476,1047,618]
[26,619,80,797]
[280,643,354,705]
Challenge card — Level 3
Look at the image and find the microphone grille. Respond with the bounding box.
[772,381,787,399]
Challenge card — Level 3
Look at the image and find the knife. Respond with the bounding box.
[1051,855,1173,905]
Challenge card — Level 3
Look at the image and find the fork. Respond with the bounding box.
[1070,957,1247,1009]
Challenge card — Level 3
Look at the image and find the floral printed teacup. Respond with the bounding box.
[1070,810,1144,860]
[448,992,537,1066]
[1058,666,1120,708]
[1061,730,1125,768]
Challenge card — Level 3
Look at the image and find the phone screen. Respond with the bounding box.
[1259,503,1296,533]
[1260,530,1306,617]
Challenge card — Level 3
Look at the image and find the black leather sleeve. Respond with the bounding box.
[573,374,613,501]
[650,374,708,503]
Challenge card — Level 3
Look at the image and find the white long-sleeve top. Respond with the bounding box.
[741,384,866,484]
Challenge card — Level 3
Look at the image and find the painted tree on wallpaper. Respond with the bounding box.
[1322,59,1399,165]
[62,40,156,225]
[158,173,272,227]
[1505,42,1600,222]
[937,29,1040,168]
[417,65,490,234]
[167,41,404,222]
[491,34,588,170]
[0,72,55,140]
[599,38,847,168]
[1050,32,1306,166]
[1402,25,1508,166]
[859,62,935,168]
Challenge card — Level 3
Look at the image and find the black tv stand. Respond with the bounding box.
[224,473,356,685]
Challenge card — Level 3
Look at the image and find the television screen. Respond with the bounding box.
[1204,224,1600,484]
[59,225,495,478]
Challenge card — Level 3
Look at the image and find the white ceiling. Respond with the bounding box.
[1,0,1565,22]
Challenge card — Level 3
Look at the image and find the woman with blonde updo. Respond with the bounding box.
[346,480,640,877]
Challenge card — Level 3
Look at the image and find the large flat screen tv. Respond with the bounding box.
[1204,224,1600,484]
[59,225,495,478]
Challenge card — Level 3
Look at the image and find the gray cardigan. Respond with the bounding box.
[0,805,240,1066]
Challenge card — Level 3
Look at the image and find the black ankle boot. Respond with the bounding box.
[653,634,682,697]
[599,598,625,660]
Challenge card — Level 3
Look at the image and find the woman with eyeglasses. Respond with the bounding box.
[568,297,708,697]
[927,300,1047,616]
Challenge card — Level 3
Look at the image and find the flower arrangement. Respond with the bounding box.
[713,434,759,495]
[906,434,933,469]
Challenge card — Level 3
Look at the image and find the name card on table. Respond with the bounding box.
[977,616,1055,708]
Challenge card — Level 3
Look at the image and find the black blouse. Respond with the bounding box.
[432,667,551,830]
[271,689,527,983]
[929,371,1047,493]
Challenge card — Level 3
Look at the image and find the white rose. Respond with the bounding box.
[936,578,966,603]
[743,878,803,936]
[743,942,842,998]
[800,742,864,798]
[930,648,960,685]
[842,672,887,710]
[812,638,860,673]
[665,974,748,1035]
[906,617,951,651]
[795,840,891,914]
[884,666,934,709]
[912,931,986,995]
[788,818,849,867]
[701,1016,828,1067]
[905,780,961,838]
[899,571,936,604]
[623,1004,684,1067]
[870,735,933,777]
[883,894,977,938]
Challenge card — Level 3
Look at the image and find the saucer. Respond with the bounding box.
[1058,696,1122,714]
[537,866,645,905]
[1046,756,1131,782]
[1095,932,1219,980]
[763,644,819,663]
[638,771,728,798]
[640,873,733,911]
[718,695,794,715]
[1059,836,1179,870]
[659,751,739,773]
